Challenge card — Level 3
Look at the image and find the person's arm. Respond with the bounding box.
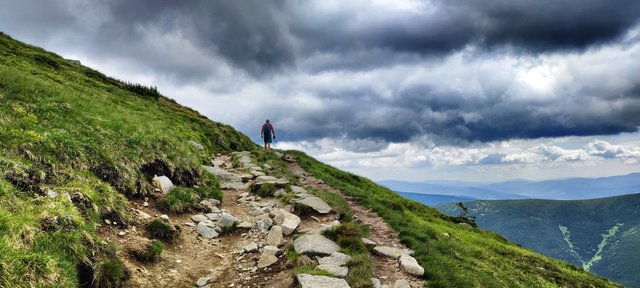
[260,125,264,138]
[270,124,276,138]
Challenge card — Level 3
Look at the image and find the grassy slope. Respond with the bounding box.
[290,150,622,288]
[0,32,255,287]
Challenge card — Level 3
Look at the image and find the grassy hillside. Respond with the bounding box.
[0,32,622,287]
[0,32,255,287]
[290,151,622,288]
[436,195,640,287]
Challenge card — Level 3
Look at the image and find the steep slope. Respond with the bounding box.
[436,195,640,287]
[0,32,623,287]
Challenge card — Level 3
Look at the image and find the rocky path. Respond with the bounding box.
[100,151,424,288]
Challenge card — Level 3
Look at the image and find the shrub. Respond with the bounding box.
[131,240,164,263]
[157,188,198,213]
[146,219,180,243]
[92,258,126,288]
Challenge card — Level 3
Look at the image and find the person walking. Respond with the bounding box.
[260,119,276,151]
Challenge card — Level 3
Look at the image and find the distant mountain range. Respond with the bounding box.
[379,173,640,200]
[434,194,640,287]
[395,192,476,206]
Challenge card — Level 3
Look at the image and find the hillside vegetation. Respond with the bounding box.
[0,32,622,287]
[436,194,640,287]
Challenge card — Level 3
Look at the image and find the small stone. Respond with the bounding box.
[237,221,254,229]
[266,226,284,247]
[294,197,332,214]
[316,264,348,278]
[394,279,411,288]
[257,218,273,233]
[271,209,300,236]
[274,189,287,197]
[197,222,219,239]
[159,214,170,221]
[142,201,149,207]
[373,246,413,259]
[189,140,205,151]
[196,277,211,287]
[117,231,126,237]
[244,242,259,253]
[152,175,174,193]
[104,219,111,225]
[131,226,137,232]
[362,238,377,246]
[45,189,58,198]
[137,210,151,220]
[218,212,240,229]
[442,232,450,238]
[184,222,196,227]
[318,252,351,267]
[191,214,208,223]
[257,251,278,268]
[296,274,349,288]
[399,254,424,276]
[206,213,220,221]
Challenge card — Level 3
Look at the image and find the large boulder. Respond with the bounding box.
[293,234,339,256]
[152,175,174,193]
[294,197,332,214]
[296,274,350,288]
[399,254,424,276]
[201,165,241,182]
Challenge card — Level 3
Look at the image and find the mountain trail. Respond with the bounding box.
[99,151,424,287]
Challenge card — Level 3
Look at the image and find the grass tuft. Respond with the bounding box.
[131,240,164,263]
[146,219,180,244]
[92,258,127,288]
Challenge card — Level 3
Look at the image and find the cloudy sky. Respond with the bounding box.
[2,0,640,182]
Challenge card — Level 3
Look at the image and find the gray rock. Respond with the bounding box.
[266,226,283,247]
[442,232,450,238]
[373,246,414,259]
[206,213,220,221]
[293,234,339,256]
[239,173,254,181]
[394,279,411,288]
[256,175,278,183]
[300,220,341,235]
[295,193,315,199]
[199,199,221,213]
[316,264,348,278]
[272,209,301,236]
[218,212,239,229]
[221,181,250,190]
[290,185,307,194]
[152,176,174,193]
[189,140,205,151]
[257,245,280,268]
[318,252,351,267]
[296,274,350,288]
[371,278,387,288]
[263,163,272,169]
[196,277,211,287]
[159,214,170,221]
[362,238,377,247]
[244,242,258,253]
[237,221,254,229]
[274,189,288,197]
[273,151,284,158]
[399,254,424,276]
[257,218,273,233]
[199,220,216,228]
[202,165,242,183]
[191,214,208,223]
[251,170,266,177]
[197,222,219,239]
[45,189,58,198]
[294,197,332,214]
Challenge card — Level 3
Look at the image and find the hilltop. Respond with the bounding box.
[0,32,622,287]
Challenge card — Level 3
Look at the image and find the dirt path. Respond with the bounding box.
[289,161,426,288]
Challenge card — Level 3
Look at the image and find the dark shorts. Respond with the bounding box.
[264,135,272,144]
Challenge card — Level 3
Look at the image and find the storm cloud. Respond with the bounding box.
[1,0,640,147]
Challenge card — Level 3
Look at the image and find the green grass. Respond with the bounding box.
[0,32,256,286]
[146,219,181,244]
[131,240,164,263]
[290,150,622,288]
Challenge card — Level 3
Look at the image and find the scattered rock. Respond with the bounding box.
[197,222,219,239]
[256,175,278,183]
[273,151,284,158]
[295,255,315,267]
[290,186,307,194]
[117,231,126,237]
[293,234,339,256]
[237,221,254,229]
[183,222,196,227]
[45,189,58,198]
[244,242,259,253]
[199,199,221,213]
[371,278,388,288]
[104,219,111,225]
[394,279,411,288]
[296,274,349,288]
[206,213,220,221]
[442,232,450,238]
[301,220,341,235]
[294,197,332,214]
[137,210,151,220]
[318,252,351,267]
[399,254,424,276]
[152,175,174,193]
[316,264,348,278]
[263,164,272,169]
[373,246,414,259]
[191,214,208,223]
[142,201,149,207]
[221,181,251,190]
[202,165,242,183]
[362,238,376,247]
[159,214,170,221]
[257,246,280,268]
[257,218,273,233]
[282,154,296,163]
[274,189,288,197]
[189,140,205,151]
[218,212,240,229]
[272,209,301,236]
[266,226,283,247]
[196,277,211,287]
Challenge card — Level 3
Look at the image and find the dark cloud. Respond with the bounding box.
[1,0,640,149]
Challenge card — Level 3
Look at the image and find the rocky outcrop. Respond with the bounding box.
[152,175,174,193]
[373,246,414,259]
[294,196,332,214]
[293,234,340,256]
[296,274,350,288]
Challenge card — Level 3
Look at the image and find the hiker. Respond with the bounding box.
[260,119,276,151]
